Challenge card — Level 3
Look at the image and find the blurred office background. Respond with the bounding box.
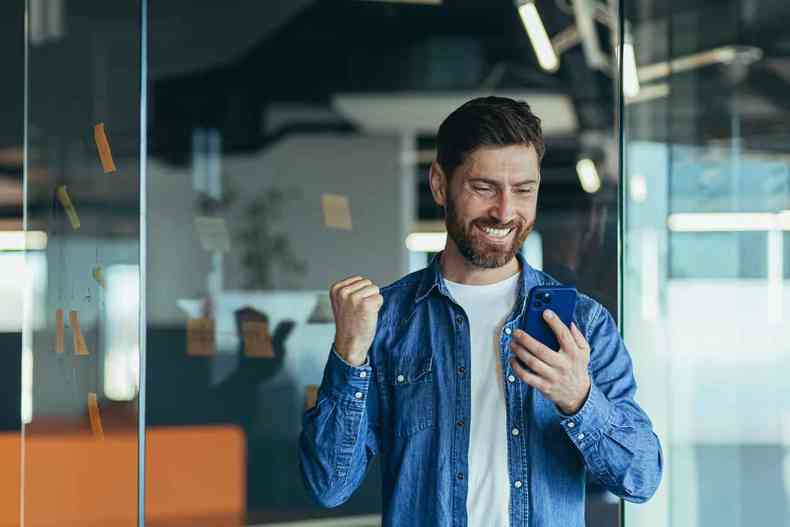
[0,0,788,525]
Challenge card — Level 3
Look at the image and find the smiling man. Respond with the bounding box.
[299,96,662,526]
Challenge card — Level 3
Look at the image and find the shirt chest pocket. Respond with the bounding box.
[388,351,435,437]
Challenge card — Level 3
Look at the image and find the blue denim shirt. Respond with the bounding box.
[299,251,662,526]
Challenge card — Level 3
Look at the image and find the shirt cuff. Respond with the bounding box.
[557,381,612,449]
[320,343,373,404]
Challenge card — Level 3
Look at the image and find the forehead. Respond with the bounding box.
[458,144,540,182]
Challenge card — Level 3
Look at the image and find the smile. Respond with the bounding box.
[477,224,514,242]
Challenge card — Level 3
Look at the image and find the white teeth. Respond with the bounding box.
[481,226,512,238]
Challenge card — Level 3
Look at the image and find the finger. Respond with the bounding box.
[363,294,384,311]
[512,328,558,357]
[350,284,380,301]
[570,323,589,355]
[338,279,373,299]
[511,329,564,367]
[510,357,549,393]
[542,310,576,353]
[509,341,556,380]
[331,276,364,294]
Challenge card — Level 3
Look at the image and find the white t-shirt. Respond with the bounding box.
[444,272,520,527]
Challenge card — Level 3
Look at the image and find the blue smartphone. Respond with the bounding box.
[524,285,578,351]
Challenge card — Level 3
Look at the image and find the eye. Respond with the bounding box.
[473,186,494,193]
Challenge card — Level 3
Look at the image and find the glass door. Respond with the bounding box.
[23,1,144,525]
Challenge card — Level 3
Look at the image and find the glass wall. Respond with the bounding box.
[623,1,790,526]
[22,1,142,526]
[143,1,622,525]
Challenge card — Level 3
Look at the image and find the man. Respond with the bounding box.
[299,96,662,526]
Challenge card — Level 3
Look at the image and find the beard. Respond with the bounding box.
[444,191,532,269]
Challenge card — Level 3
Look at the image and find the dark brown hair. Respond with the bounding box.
[436,96,545,179]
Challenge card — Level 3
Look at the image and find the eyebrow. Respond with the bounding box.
[467,177,539,187]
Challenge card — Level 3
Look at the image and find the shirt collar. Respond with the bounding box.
[414,250,540,318]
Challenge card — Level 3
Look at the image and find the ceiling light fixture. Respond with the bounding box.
[622,25,640,97]
[516,1,560,72]
[576,158,601,193]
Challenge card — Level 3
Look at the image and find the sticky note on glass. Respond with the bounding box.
[187,318,215,356]
[55,308,65,354]
[88,392,104,439]
[56,185,80,230]
[242,320,274,358]
[194,217,231,253]
[94,123,117,173]
[321,194,353,230]
[69,310,89,356]
[92,266,106,288]
[305,385,319,410]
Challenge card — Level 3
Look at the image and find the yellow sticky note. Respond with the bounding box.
[55,309,64,354]
[305,385,319,410]
[88,392,104,439]
[194,216,231,253]
[321,194,353,230]
[69,310,89,356]
[56,185,80,230]
[187,318,215,357]
[94,123,117,173]
[92,266,106,288]
[242,320,274,358]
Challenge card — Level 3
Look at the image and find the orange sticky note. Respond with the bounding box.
[321,193,353,230]
[305,385,319,410]
[87,392,104,439]
[55,309,65,354]
[92,266,106,288]
[69,310,89,356]
[242,320,274,358]
[94,123,117,173]
[187,318,215,357]
[56,185,80,230]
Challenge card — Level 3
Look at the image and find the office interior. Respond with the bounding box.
[0,0,788,525]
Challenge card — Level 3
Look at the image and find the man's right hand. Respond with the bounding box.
[330,276,383,366]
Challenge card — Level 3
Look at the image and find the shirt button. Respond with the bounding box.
[456,420,464,428]
[567,421,575,428]
[457,367,465,376]
[514,480,523,488]
[359,371,368,379]
[354,392,364,400]
[456,315,464,325]
[511,428,520,436]
[507,375,516,383]
[577,433,585,440]
[396,374,405,383]
[457,472,464,480]
[504,327,512,335]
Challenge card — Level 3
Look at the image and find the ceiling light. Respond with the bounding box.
[638,45,763,83]
[576,158,601,193]
[517,1,559,72]
[667,212,781,232]
[0,231,47,251]
[629,174,648,202]
[406,232,447,252]
[622,40,640,97]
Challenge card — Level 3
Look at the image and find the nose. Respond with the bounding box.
[490,190,516,225]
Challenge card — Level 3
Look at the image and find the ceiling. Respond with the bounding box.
[4,0,790,223]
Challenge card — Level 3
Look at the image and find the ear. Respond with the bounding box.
[429,161,448,208]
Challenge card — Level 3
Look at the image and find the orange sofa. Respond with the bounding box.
[0,425,245,527]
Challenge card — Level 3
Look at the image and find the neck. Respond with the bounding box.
[439,241,521,285]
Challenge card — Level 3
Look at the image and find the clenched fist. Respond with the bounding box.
[330,276,384,366]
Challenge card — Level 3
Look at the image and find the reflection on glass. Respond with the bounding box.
[623,2,790,526]
[22,2,142,525]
